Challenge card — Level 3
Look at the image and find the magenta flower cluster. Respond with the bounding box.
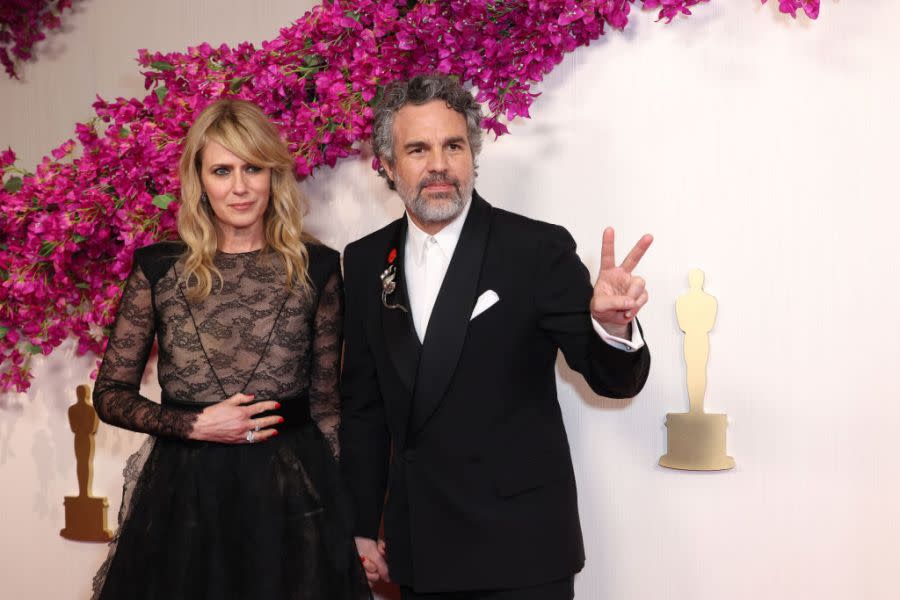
[761,0,819,19]
[0,0,819,393]
[0,0,75,79]
[644,0,819,22]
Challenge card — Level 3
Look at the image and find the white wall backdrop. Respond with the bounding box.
[1,1,898,599]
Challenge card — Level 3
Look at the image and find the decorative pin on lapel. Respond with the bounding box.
[381,247,408,312]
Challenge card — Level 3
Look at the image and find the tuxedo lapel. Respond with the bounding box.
[410,193,491,433]
[381,218,421,399]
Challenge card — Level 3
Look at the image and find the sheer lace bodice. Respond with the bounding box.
[93,243,344,455]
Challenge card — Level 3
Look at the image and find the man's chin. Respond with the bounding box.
[417,203,464,225]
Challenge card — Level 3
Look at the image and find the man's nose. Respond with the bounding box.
[426,149,449,172]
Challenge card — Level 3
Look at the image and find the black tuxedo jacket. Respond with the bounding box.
[339,193,650,593]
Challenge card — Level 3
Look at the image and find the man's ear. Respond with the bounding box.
[381,157,395,182]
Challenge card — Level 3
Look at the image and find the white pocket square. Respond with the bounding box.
[470,290,500,320]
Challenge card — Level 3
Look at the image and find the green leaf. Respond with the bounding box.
[155,86,168,104]
[75,282,90,289]
[152,193,176,210]
[26,343,42,355]
[118,126,130,138]
[303,54,323,68]
[4,176,22,193]
[39,241,57,257]
[0,326,8,339]
[371,85,384,108]
[150,60,174,71]
[73,234,87,243]
[344,10,361,22]
[229,76,250,93]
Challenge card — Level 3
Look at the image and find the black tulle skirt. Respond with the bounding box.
[92,422,372,600]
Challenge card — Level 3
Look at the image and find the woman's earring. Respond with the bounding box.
[200,192,209,205]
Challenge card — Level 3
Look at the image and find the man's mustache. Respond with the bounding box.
[417,174,460,193]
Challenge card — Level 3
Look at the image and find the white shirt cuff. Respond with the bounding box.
[592,318,645,352]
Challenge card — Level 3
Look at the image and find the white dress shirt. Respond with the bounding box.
[405,199,471,340]
[403,199,644,351]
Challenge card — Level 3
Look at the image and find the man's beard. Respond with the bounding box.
[397,172,473,225]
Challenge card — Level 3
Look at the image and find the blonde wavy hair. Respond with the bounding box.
[177,98,312,301]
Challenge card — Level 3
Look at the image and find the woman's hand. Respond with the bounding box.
[355,537,389,587]
[189,393,282,444]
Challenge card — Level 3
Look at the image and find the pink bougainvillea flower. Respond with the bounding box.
[0,148,15,167]
[760,0,820,19]
[0,0,77,78]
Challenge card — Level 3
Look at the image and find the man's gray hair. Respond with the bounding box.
[372,74,484,189]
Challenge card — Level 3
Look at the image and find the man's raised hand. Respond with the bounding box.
[590,227,653,339]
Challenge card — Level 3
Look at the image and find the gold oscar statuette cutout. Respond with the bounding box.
[60,384,114,542]
[659,269,735,471]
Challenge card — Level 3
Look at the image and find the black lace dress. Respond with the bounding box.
[90,241,371,600]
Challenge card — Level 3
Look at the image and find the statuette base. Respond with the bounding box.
[60,496,113,542]
[659,412,735,471]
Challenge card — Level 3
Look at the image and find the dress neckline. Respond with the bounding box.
[217,248,262,256]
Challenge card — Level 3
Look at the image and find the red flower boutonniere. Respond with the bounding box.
[381,248,408,312]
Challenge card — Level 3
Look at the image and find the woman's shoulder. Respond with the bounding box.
[133,240,185,285]
[302,240,341,290]
[304,239,340,263]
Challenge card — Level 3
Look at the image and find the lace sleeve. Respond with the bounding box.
[309,267,344,459]
[93,262,198,438]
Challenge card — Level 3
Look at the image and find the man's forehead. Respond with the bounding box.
[393,100,467,138]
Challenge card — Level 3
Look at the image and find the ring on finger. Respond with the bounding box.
[245,430,255,443]
[253,423,261,432]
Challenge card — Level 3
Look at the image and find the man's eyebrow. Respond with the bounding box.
[444,136,467,146]
[403,140,429,150]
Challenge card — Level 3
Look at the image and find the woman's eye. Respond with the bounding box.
[245,165,262,173]
[213,167,230,176]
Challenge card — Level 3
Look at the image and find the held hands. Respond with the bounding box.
[355,537,389,588]
[189,393,282,444]
[591,228,653,339]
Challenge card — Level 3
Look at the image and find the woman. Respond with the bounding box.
[91,98,372,599]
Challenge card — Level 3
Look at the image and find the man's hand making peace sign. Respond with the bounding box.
[590,228,654,340]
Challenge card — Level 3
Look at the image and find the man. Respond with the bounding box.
[340,74,652,599]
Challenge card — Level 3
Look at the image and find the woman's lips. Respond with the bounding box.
[229,201,255,210]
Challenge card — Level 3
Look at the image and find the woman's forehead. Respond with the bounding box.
[201,139,249,165]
